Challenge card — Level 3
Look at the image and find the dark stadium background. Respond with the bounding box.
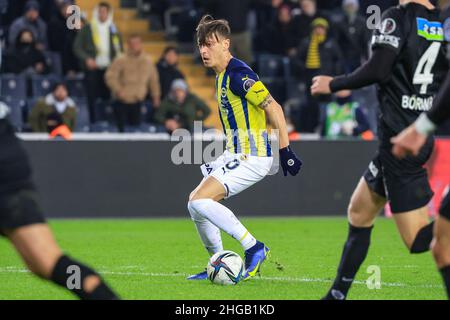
[0,0,449,218]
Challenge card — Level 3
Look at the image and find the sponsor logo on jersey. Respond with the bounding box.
[243,78,256,93]
[444,18,450,42]
[416,18,444,41]
[401,95,434,111]
[221,87,227,98]
[380,18,396,35]
[371,34,400,48]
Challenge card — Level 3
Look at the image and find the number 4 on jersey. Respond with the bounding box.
[413,42,441,94]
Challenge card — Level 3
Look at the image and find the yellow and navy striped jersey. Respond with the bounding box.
[216,58,272,157]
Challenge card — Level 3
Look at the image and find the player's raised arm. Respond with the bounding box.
[311,7,405,96]
[311,47,397,95]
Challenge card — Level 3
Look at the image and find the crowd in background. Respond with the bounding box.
[0,0,448,137]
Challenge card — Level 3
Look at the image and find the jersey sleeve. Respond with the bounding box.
[229,67,271,107]
[443,10,450,61]
[371,7,406,55]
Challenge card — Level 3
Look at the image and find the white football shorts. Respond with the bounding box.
[200,151,273,199]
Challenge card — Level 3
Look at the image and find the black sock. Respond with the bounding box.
[324,224,373,300]
[439,266,450,299]
[51,255,119,300]
[410,221,434,254]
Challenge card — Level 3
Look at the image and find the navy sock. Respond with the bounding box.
[324,224,373,300]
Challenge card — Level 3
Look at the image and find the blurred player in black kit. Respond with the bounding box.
[0,107,118,300]
[392,0,450,299]
[312,0,449,299]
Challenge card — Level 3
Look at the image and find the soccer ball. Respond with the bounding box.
[207,250,244,285]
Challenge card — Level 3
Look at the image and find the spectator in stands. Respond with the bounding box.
[46,111,73,140]
[291,0,327,52]
[332,0,370,73]
[39,0,66,23]
[8,0,48,50]
[73,2,123,124]
[48,0,71,53]
[254,0,285,28]
[320,90,373,140]
[3,29,48,75]
[263,4,298,56]
[105,34,161,133]
[29,82,77,132]
[292,18,343,83]
[291,17,342,132]
[47,0,81,76]
[157,46,185,100]
[154,79,211,133]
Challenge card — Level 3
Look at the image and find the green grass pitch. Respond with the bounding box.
[0,217,446,300]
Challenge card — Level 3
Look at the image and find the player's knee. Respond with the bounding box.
[187,199,205,220]
[189,189,198,202]
[189,189,214,202]
[432,236,450,267]
[347,202,372,227]
[188,198,213,220]
[187,200,198,219]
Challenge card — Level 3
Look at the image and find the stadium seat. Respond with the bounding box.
[30,74,61,98]
[257,54,290,79]
[26,96,40,110]
[73,97,90,132]
[44,51,63,76]
[5,99,26,131]
[65,75,86,98]
[0,74,27,101]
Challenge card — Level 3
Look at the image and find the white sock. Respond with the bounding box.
[188,199,257,251]
[188,201,223,255]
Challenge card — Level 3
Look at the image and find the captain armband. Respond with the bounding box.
[244,81,271,108]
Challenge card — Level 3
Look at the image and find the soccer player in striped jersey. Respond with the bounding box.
[187,15,302,281]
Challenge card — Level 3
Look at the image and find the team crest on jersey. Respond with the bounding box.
[380,18,396,35]
[444,18,450,42]
[221,87,227,98]
[416,18,444,41]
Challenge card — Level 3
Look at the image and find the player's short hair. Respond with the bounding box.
[196,15,231,46]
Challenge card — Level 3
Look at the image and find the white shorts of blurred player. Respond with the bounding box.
[200,150,273,199]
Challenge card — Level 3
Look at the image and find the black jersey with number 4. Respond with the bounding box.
[371,3,449,136]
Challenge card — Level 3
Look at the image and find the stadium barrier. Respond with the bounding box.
[22,136,379,218]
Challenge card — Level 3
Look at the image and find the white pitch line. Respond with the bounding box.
[0,267,443,289]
